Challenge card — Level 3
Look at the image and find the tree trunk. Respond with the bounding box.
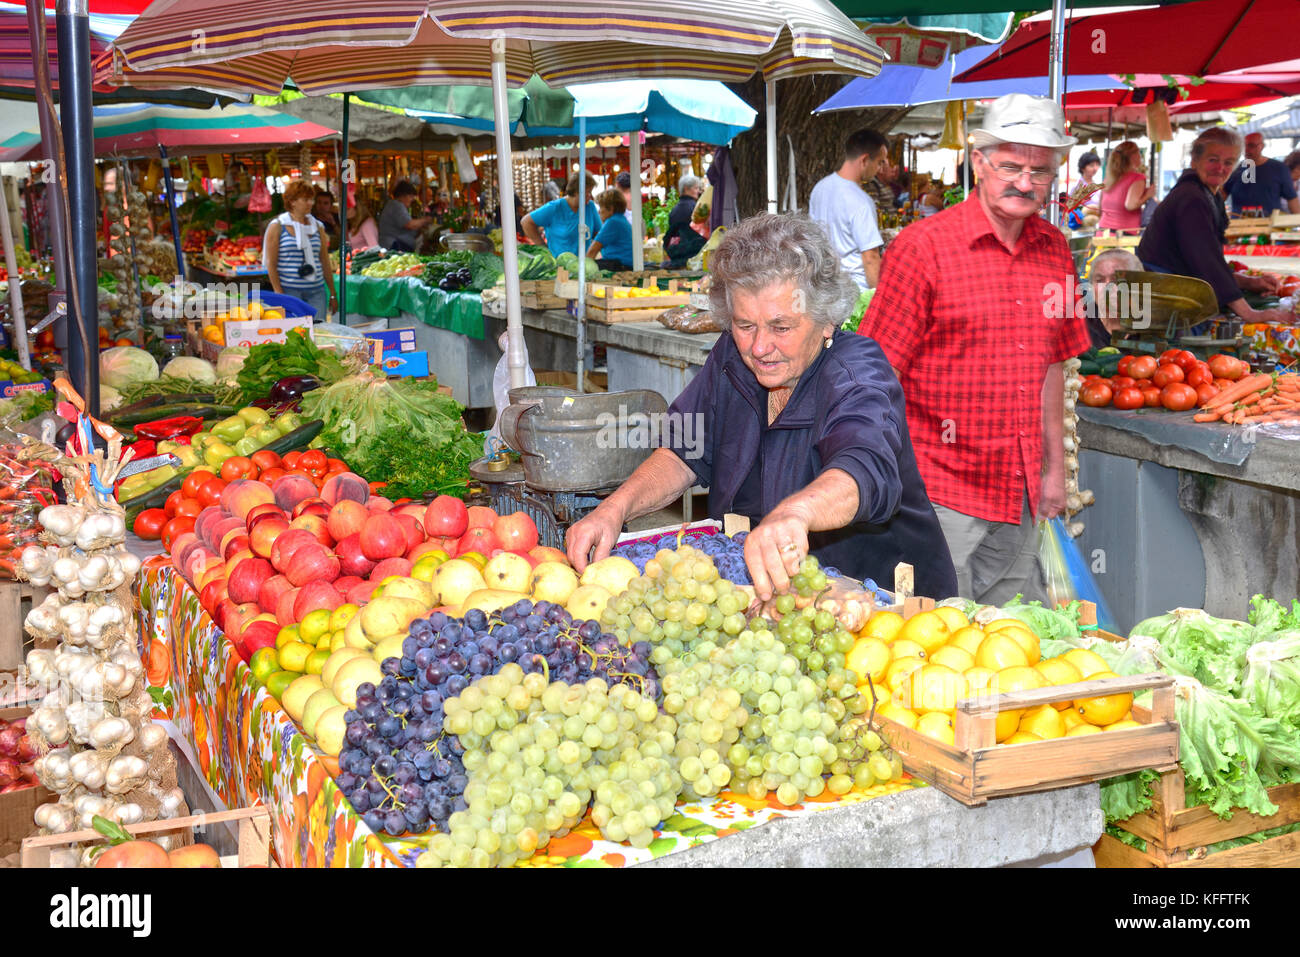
[726,75,909,219]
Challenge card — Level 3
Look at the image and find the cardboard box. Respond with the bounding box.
[223,316,313,348]
[364,328,418,363]
[0,707,53,859]
[377,350,429,378]
[0,379,52,400]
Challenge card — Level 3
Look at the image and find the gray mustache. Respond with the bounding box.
[1001,186,1037,200]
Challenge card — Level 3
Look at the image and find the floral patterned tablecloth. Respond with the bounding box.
[137,557,919,868]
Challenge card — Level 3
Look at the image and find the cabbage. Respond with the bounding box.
[215,346,249,380]
[161,356,217,384]
[99,346,158,389]
[100,383,123,412]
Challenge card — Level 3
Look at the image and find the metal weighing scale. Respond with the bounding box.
[1107,270,1241,357]
[468,386,668,550]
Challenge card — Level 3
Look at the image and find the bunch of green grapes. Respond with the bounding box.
[770,594,863,700]
[826,716,904,794]
[661,662,748,799]
[790,554,830,597]
[601,544,749,668]
[418,672,678,867]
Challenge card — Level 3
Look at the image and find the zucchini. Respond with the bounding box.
[120,419,325,524]
[1078,359,1101,375]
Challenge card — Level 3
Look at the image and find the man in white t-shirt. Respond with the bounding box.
[808,129,888,289]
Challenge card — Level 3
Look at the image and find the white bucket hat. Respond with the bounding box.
[970,93,1077,151]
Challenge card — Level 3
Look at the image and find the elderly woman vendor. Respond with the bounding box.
[1138,127,1292,323]
[566,213,957,601]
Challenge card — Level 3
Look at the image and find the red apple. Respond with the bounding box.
[248,516,290,560]
[269,528,319,574]
[530,546,568,565]
[456,526,500,556]
[493,512,539,553]
[359,513,406,561]
[293,581,344,621]
[333,575,363,596]
[370,557,412,581]
[219,600,261,639]
[256,574,295,616]
[290,513,332,547]
[292,498,329,520]
[336,533,377,578]
[221,532,250,562]
[284,543,341,587]
[367,496,394,512]
[466,505,497,530]
[406,540,447,563]
[244,503,288,531]
[227,556,274,605]
[346,579,381,606]
[275,588,302,627]
[200,580,228,616]
[394,513,425,552]
[326,500,368,542]
[240,619,280,657]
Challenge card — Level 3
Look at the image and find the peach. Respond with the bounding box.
[221,479,276,521]
[95,841,171,868]
[171,533,202,576]
[193,506,228,546]
[326,500,368,542]
[168,844,221,868]
[248,516,290,560]
[207,517,246,552]
[183,546,219,586]
[273,475,318,512]
[366,496,394,512]
[321,472,369,506]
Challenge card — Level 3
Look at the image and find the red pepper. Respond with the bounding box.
[128,439,157,460]
[133,415,204,441]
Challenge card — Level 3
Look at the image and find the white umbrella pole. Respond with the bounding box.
[630,131,643,271]
[765,80,778,214]
[576,116,587,394]
[492,39,527,391]
[0,185,30,370]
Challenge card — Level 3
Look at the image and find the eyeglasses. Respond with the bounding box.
[987,162,1056,186]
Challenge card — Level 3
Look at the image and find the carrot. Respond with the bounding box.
[1202,373,1275,409]
[1194,410,1224,422]
[1236,391,1265,409]
[1276,376,1300,392]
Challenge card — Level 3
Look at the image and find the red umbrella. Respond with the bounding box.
[956,0,1300,81]
[0,8,114,89]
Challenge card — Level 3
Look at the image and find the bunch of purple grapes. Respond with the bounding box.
[335,599,660,837]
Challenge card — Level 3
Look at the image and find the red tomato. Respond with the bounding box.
[133,508,168,540]
[1174,350,1199,372]
[1195,383,1220,406]
[325,457,348,474]
[1113,387,1144,410]
[182,469,216,499]
[1208,354,1244,381]
[161,516,196,552]
[1186,366,1214,388]
[298,450,329,477]
[1128,356,1158,380]
[1080,381,1114,407]
[164,489,185,518]
[1152,364,1185,387]
[220,456,257,482]
[282,451,303,470]
[1161,383,1199,412]
[1117,355,1136,377]
[250,449,282,472]
[1142,387,1163,408]
[174,497,203,520]
[197,478,228,509]
[259,467,288,485]
[1110,376,1137,390]
[1158,348,1183,365]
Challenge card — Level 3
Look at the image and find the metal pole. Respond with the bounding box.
[576,116,587,394]
[629,131,643,271]
[1046,0,1067,228]
[0,181,30,369]
[492,39,527,392]
[765,80,778,214]
[339,92,350,322]
[158,145,186,282]
[26,0,68,299]
[56,0,97,413]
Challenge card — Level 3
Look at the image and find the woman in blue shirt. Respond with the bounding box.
[521,172,600,259]
[588,189,634,272]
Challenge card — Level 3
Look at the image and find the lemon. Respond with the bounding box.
[885,656,925,694]
[995,708,1023,742]
[846,637,892,686]
[876,701,918,730]
[997,665,1047,694]
[898,664,966,715]
[1061,708,1086,731]
[897,610,951,655]
[275,624,301,650]
[983,618,1026,634]
[891,637,928,662]
[996,623,1041,666]
[1034,656,1084,709]
[976,633,1030,671]
[860,610,904,643]
[299,608,333,645]
[1018,704,1065,740]
[1103,719,1143,732]
[277,640,314,673]
[1063,647,1111,678]
[931,606,970,634]
[305,648,331,675]
[1003,731,1043,745]
[1066,724,1102,737]
[929,645,974,674]
[1076,671,1133,726]
[916,711,955,745]
[947,625,987,657]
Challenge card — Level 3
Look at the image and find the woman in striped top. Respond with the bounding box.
[264,179,336,320]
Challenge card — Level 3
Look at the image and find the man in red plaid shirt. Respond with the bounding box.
[858,94,1090,604]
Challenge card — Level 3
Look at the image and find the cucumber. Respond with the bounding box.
[1078,359,1101,376]
[112,402,236,427]
[120,419,325,525]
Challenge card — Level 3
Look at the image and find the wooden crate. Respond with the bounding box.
[519,279,568,310]
[1095,768,1300,868]
[21,806,273,868]
[0,580,53,674]
[583,277,691,324]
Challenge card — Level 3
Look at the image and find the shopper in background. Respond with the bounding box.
[347,197,379,251]
[378,180,432,251]
[588,188,634,272]
[313,190,341,243]
[1138,127,1291,323]
[616,170,635,225]
[663,174,707,267]
[1226,132,1300,215]
[1070,150,1101,229]
[860,93,1089,605]
[265,179,336,320]
[1085,248,1143,350]
[1095,141,1155,234]
[521,171,600,259]
[864,154,897,216]
[1287,150,1300,197]
[808,128,887,290]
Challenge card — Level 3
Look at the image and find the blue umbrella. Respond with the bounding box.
[812,43,1121,112]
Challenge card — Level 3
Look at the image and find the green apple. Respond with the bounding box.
[237,406,272,427]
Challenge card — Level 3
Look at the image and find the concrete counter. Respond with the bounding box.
[1076,411,1300,631]
[636,783,1103,868]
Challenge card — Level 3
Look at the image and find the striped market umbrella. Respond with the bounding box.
[101,0,886,391]
[0,100,338,161]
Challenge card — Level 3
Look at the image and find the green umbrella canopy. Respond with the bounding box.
[354,75,575,130]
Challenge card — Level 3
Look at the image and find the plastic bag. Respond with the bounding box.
[1038,517,1118,633]
[657,305,720,334]
[487,330,536,449]
[248,177,272,214]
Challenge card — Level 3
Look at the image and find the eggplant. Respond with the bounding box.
[269,374,321,403]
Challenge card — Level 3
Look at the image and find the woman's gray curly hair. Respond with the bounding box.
[707,213,860,329]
